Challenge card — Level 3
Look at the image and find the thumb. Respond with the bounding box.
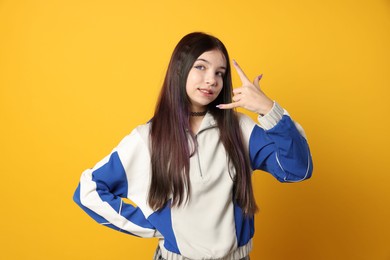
[253,74,263,89]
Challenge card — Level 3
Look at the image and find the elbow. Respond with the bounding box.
[289,158,313,183]
[73,184,83,207]
[278,153,313,183]
[306,160,314,180]
[292,163,313,182]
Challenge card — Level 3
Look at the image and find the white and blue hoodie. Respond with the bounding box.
[73,102,313,260]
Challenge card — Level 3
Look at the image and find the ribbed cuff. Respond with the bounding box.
[257,101,284,130]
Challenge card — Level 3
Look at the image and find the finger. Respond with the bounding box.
[232,87,244,94]
[216,102,240,110]
[232,60,251,84]
[232,94,242,102]
[253,74,263,89]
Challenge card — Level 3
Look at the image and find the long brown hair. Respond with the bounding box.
[149,32,257,216]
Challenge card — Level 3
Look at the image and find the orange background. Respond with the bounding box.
[1,0,389,259]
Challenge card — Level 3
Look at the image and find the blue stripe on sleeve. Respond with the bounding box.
[73,183,138,235]
[92,151,128,205]
[249,115,313,182]
[120,201,155,230]
[248,125,275,170]
[91,151,154,230]
[73,183,111,223]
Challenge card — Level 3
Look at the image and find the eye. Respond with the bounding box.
[194,65,206,70]
[216,71,225,77]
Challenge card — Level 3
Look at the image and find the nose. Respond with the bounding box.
[206,73,217,87]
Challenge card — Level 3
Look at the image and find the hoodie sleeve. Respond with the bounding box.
[240,102,313,182]
[73,125,157,237]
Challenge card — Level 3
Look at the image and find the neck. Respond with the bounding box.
[190,111,207,117]
[189,113,204,134]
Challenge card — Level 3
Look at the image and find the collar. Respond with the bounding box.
[195,112,217,135]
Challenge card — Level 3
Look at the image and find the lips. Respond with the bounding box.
[198,88,214,95]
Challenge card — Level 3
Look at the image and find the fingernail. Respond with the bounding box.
[216,105,222,108]
[232,59,237,65]
[258,74,263,80]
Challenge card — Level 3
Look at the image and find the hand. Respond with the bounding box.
[217,60,274,115]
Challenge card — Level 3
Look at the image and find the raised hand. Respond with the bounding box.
[217,60,274,115]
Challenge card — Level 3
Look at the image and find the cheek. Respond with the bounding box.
[219,78,224,87]
[186,71,199,88]
[215,79,225,97]
[217,78,224,90]
[185,73,193,92]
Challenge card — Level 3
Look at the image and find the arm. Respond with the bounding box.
[249,102,313,182]
[219,60,313,182]
[73,126,157,237]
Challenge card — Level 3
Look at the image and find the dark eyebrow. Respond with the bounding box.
[195,58,226,70]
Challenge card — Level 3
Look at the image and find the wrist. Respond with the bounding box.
[257,102,284,130]
[256,100,274,116]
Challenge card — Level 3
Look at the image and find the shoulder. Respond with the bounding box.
[110,122,153,172]
[134,122,152,143]
[115,122,151,154]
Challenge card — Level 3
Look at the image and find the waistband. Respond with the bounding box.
[155,239,252,260]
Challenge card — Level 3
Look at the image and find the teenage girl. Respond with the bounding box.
[73,32,313,260]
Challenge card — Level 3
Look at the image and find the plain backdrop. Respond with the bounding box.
[0,0,389,259]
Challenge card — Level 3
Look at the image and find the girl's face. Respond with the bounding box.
[186,50,226,112]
